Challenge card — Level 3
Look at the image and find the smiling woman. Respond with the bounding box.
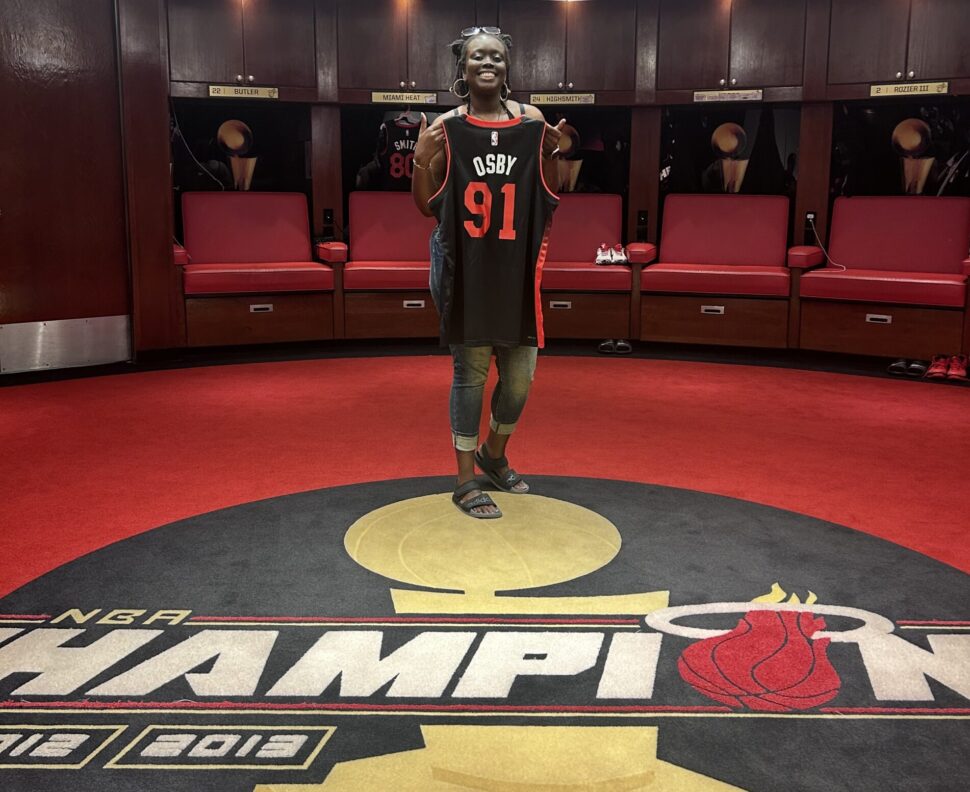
[410,27,566,520]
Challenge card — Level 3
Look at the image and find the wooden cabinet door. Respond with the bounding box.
[729,0,806,88]
[498,0,567,92]
[656,0,730,90]
[337,0,408,89]
[168,0,244,84]
[242,0,317,88]
[566,0,636,91]
[827,0,909,84]
[407,0,476,91]
[907,0,970,81]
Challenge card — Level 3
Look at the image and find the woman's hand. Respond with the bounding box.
[413,112,445,169]
[542,118,566,160]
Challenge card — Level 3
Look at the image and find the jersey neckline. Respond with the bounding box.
[461,114,525,129]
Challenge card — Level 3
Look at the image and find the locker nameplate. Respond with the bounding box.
[870,81,948,98]
[693,89,763,103]
[208,85,279,100]
[529,93,595,105]
[371,92,437,104]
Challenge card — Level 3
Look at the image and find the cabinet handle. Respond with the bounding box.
[557,81,564,89]
[730,77,737,86]
[247,75,254,83]
[895,71,903,79]
[907,70,915,79]
[399,80,406,88]
[719,78,726,86]
[410,80,416,88]
[567,81,574,89]
[236,74,243,83]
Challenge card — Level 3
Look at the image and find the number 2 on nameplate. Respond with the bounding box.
[464,181,517,240]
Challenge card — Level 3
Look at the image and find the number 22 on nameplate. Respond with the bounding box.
[464,181,516,240]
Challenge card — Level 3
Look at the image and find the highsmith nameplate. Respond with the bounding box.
[693,89,763,103]
[371,91,437,104]
[209,85,279,100]
[870,81,948,97]
[530,93,595,105]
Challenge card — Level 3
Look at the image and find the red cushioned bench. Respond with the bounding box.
[542,194,639,339]
[344,192,439,338]
[641,194,796,348]
[178,192,345,346]
[797,196,970,359]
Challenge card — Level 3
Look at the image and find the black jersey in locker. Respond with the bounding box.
[429,113,558,348]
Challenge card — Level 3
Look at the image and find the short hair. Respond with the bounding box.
[449,31,513,81]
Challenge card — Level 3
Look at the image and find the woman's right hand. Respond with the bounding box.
[413,113,445,169]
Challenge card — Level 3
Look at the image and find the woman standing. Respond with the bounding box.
[411,27,563,519]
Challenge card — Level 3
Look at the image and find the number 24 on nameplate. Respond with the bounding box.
[464,181,516,240]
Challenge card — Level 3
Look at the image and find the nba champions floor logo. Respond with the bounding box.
[0,478,967,790]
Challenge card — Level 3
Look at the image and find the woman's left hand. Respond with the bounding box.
[543,118,566,160]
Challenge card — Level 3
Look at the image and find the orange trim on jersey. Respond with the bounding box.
[427,121,452,207]
[538,126,560,202]
[463,115,524,129]
[533,217,554,349]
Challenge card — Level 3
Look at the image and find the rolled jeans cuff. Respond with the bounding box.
[453,432,479,452]
[489,416,518,435]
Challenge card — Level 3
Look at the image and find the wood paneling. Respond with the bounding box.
[344,292,438,338]
[118,0,185,351]
[408,0,477,91]
[802,0,832,100]
[0,0,128,324]
[729,0,806,88]
[827,0,909,85]
[316,0,338,101]
[167,0,244,84]
[498,0,567,92]
[311,105,343,238]
[628,107,661,244]
[656,0,730,91]
[541,293,631,339]
[243,0,317,88]
[907,0,970,81]
[635,0,660,104]
[567,0,636,91]
[793,102,833,246]
[799,300,963,359]
[337,0,408,89]
[641,296,790,347]
[186,294,334,346]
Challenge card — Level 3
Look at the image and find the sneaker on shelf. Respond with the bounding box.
[946,354,967,381]
[924,354,950,379]
[595,243,611,265]
[610,243,628,264]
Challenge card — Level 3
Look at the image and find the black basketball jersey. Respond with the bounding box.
[429,113,558,347]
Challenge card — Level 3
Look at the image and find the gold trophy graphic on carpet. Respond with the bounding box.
[217,119,257,190]
[252,496,742,792]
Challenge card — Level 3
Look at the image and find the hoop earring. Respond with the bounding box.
[451,78,470,99]
[500,82,510,101]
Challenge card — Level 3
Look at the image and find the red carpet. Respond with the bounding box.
[1,355,967,596]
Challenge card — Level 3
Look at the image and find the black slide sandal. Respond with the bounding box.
[475,445,529,494]
[452,479,502,519]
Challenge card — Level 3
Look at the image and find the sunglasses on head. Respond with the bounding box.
[461,26,501,38]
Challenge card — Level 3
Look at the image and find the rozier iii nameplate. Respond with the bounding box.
[870,81,948,97]
[209,85,279,100]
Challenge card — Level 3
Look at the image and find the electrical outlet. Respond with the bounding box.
[806,211,817,223]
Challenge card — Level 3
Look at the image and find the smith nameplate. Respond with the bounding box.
[529,93,595,105]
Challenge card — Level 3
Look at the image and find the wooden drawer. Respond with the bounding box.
[344,291,439,339]
[541,292,631,339]
[641,296,789,348]
[799,300,964,359]
[185,293,333,347]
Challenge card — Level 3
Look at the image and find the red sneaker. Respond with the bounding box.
[946,354,967,381]
[924,355,950,379]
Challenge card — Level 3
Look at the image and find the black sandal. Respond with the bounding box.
[475,445,530,494]
[452,479,502,519]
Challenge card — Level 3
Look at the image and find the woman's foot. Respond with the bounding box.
[453,478,502,518]
[476,443,529,493]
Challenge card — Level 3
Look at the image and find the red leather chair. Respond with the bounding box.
[542,194,637,339]
[641,194,795,348]
[343,192,438,338]
[177,192,345,346]
[798,196,970,358]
